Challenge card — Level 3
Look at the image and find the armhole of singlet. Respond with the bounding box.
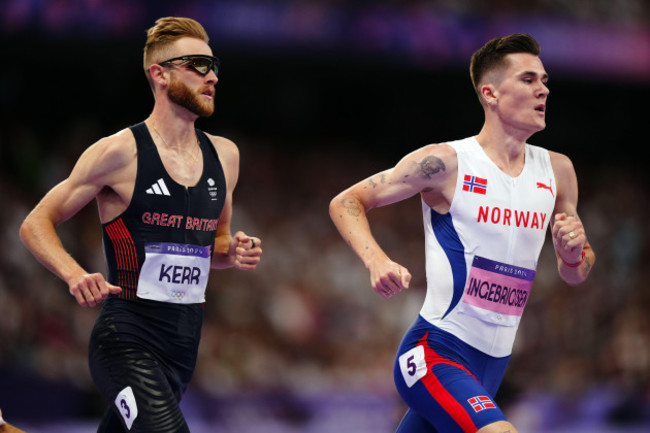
[196,129,220,161]
[195,129,227,191]
[100,123,149,227]
[441,141,462,216]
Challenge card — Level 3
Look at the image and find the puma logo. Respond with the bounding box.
[536,180,554,197]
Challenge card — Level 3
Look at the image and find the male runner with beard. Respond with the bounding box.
[20,17,262,432]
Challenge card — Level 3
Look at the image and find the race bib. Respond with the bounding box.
[398,345,428,388]
[137,242,211,304]
[460,256,535,326]
[115,386,138,430]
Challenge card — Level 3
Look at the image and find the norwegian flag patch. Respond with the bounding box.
[462,175,487,195]
[468,395,496,412]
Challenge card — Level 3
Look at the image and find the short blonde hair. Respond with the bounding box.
[143,17,210,84]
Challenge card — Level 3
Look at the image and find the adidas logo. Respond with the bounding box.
[146,178,171,196]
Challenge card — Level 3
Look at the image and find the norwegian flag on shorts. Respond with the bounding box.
[468,395,496,412]
[462,175,487,195]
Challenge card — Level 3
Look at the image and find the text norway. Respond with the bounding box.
[477,206,547,229]
[159,264,201,285]
[466,278,528,308]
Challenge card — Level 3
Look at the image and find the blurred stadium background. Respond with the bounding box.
[1,0,649,432]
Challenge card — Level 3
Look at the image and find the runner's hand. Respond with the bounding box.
[232,231,262,271]
[552,212,585,264]
[68,273,122,307]
[370,259,411,299]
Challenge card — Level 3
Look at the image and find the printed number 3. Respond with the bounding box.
[114,385,138,430]
[121,399,131,418]
[398,345,427,388]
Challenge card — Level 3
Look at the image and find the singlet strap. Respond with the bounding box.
[129,122,156,152]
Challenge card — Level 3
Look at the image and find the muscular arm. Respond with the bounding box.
[19,133,133,305]
[329,144,455,298]
[549,151,595,286]
[209,136,261,270]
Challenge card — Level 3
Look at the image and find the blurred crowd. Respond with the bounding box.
[377,0,650,26]
[2,0,649,27]
[0,128,649,429]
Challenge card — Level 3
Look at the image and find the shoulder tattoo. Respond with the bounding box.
[416,155,446,179]
[366,173,386,189]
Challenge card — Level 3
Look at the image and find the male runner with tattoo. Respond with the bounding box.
[20,17,262,432]
[329,34,594,433]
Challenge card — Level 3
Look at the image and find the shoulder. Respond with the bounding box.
[202,132,240,165]
[86,128,135,162]
[201,132,241,188]
[73,128,136,181]
[547,150,579,201]
[419,142,458,160]
[383,142,458,200]
[547,150,576,181]
[398,142,458,178]
[548,149,572,166]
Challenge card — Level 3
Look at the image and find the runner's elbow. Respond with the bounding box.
[19,215,36,245]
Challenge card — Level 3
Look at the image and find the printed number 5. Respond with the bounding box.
[399,345,426,388]
[406,355,416,376]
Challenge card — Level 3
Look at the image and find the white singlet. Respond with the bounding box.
[420,136,556,357]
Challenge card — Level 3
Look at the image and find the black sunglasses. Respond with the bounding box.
[159,55,220,76]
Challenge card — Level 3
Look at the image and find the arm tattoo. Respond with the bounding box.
[341,198,363,217]
[367,174,387,189]
[417,155,446,179]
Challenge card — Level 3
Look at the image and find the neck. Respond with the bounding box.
[145,110,202,164]
[146,107,197,151]
[475,122,528,176]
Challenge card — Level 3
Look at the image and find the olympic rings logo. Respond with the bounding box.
[170,289,186,301]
